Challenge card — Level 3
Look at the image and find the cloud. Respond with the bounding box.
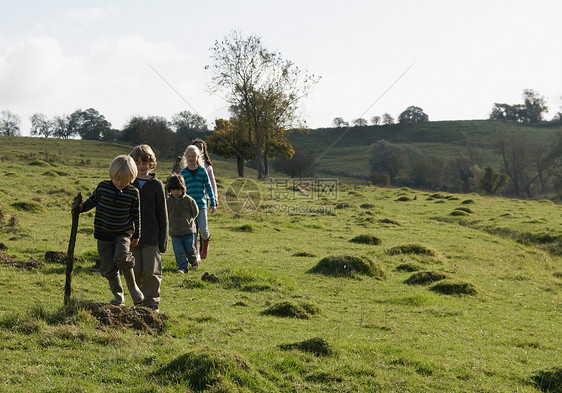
[62,6,119,32]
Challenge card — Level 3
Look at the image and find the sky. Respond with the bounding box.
[1,0,561,136]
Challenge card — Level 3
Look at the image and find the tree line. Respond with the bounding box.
[367,129,562,199]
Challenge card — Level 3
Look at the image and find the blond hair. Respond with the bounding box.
[184,145,203,167]
[109,155,137,184]
[130,144,157,170]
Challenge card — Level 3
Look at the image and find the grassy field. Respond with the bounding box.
[289,120,561,180]
[0,136,561,392]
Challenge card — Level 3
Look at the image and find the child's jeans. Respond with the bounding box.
[171,234,196,271]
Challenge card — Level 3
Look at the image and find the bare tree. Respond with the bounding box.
[0,110,21,136]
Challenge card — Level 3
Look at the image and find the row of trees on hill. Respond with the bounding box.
[332,106,429,128]
[367,130,562,198]
[0,31,317,181]
[489,89,562,124]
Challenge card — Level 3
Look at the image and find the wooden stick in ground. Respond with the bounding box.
[64,192,82,307]
[172,155,183,174]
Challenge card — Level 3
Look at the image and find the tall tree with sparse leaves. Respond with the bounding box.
[208,30,319,180]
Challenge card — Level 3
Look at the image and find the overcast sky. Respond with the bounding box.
[1,0,561,136]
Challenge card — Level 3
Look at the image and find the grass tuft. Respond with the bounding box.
[395,196,411,202]
[279,337,335,357]
[379,218,401,225]
[405,271,451,285]
[461,199,475,204]
[293,251,316,257]
[233,223,254,232]
[154,348,271,392]
[395,262,424,272]
[430,280,478,296]
[388,243,438,256]
[28,159,50,167]
[309,255,387,278]
[359,203,375,209]
[531,367,562,393]
[11,201,44,213]
[450,210,469,216]
[350,234,382,245]
[454,207,474,214]
[261,301,322,319]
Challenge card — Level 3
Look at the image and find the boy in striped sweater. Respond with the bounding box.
[73,155,144,306]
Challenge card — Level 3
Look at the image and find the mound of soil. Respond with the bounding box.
[80,301,167,334]
[0,253,43,269]
[44,251,91,265]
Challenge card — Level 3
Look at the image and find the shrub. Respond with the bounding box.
[309,255,387,278]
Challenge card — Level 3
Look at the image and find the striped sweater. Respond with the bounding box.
[180,166,216,209]
[81,180,140,241]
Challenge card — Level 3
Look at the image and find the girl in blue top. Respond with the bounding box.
[180,145,216,262]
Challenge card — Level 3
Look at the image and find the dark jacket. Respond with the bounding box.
[133,174,168,252]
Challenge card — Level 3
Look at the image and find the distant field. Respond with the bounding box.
[0,135,561,392]
[289,120,560,179]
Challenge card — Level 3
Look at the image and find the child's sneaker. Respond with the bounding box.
[191,256,199,270]
[176,268,187,274]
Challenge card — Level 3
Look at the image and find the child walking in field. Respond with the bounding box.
[130,145,168,312]
[179,145,216,262]
[72,155,144,306]
[191,138,218,256]
[166,174,199,273]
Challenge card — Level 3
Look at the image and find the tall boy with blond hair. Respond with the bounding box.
[73,155,144,305]
[130,144,168,312]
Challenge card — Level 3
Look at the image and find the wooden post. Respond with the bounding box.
[64,192,82,307]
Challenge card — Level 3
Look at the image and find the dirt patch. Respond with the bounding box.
[79,301,167,334]
[0,253,43,269]
[201,272,220,283]
[44,251,92,265]
[279,337,335,357]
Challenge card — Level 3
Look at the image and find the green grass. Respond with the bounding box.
[0,135,561,392]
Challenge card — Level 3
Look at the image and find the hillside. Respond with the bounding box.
[289,120,561,182]
[0,136,561,392]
